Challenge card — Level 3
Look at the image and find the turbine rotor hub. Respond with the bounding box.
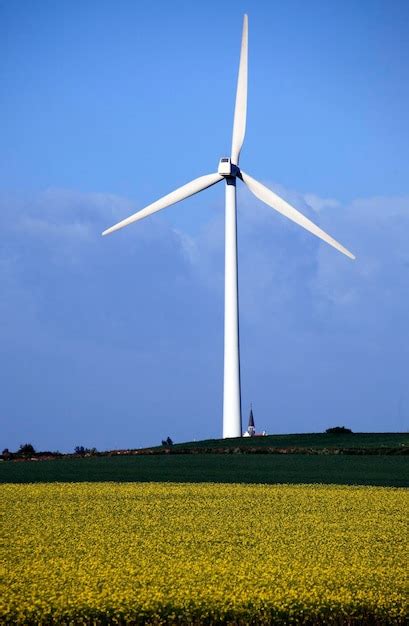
[218,157,240,177]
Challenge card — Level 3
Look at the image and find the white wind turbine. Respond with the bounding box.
[102,14,355,439]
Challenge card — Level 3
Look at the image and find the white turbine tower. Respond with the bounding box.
[102,15,355,439]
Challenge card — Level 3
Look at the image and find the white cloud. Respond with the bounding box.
[0,188,135,240]
[171,228,198,264]
[18,216,91,240]
[304,193,341,213]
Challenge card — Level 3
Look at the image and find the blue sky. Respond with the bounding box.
[1,0,409,451]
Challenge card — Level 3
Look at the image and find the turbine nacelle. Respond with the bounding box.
[218,157,240,177]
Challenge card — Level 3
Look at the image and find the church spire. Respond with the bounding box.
[247,404,255,436]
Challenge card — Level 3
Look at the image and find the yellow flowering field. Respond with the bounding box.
[1,483,408,624]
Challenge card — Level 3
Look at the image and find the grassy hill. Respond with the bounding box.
[167,431,409,451]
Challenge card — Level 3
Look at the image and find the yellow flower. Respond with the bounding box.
[0,482,408,623]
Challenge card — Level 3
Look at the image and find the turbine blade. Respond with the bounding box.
[240,171,355,260]
[102,173,223,236]
[231,14,248,166]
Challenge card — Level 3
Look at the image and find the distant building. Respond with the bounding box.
[243,404,267,437]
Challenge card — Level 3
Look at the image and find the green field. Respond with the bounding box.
[1,453,408,487]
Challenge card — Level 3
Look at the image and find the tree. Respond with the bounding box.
[325,426,353,434]
[162,437,174,447]
[74,446,97,455]
[18,443,36,456]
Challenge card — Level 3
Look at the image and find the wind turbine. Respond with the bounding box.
[102,14,355,439]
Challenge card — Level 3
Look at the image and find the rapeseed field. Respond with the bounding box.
[1,482,408,624]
